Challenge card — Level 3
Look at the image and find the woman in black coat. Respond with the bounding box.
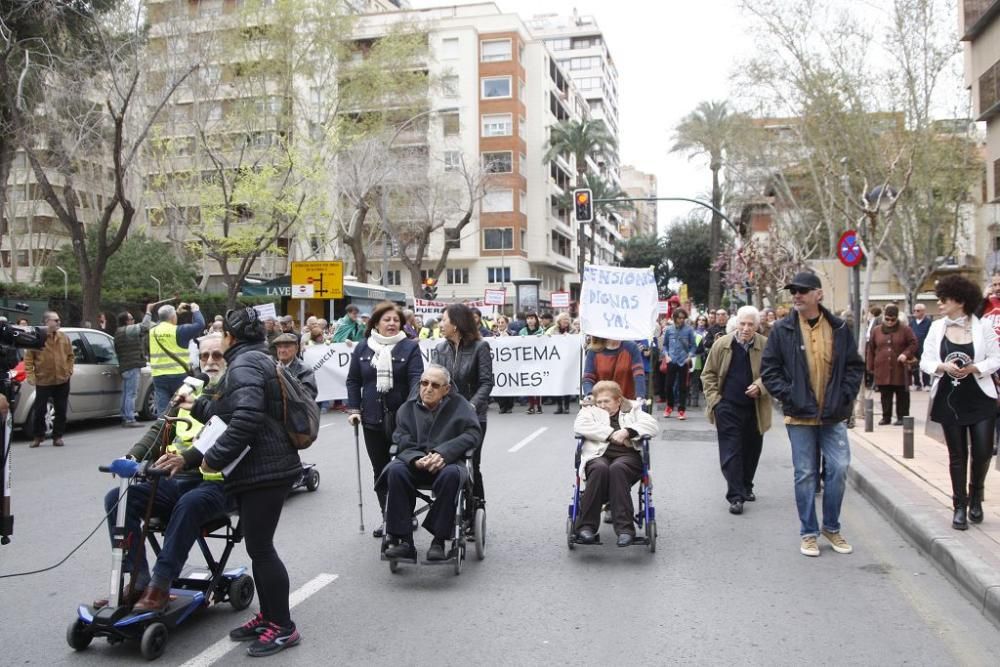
[346,301,423,536]
[174,307,301,658]
[435,303,494,504]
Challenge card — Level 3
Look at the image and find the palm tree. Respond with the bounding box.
[671,100,744,308]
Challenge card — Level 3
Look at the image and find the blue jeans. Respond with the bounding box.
[120,368,140,422]
[152,374,185,416]
[104,477,227,589]
[786,423,851,536]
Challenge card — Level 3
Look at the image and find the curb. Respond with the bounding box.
[847,448,1000,626]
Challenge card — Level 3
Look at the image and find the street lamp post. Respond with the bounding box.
[55,266,68,301]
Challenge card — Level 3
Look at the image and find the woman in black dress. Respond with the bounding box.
[920,275,1000,530]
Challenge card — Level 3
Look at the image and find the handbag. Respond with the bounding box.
[379,394,397,440]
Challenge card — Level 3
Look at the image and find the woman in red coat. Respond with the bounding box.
[866,304,918,425]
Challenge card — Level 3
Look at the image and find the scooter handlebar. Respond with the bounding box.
[99,460,170,479]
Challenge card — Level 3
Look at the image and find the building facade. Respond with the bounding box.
[620,165,657,238]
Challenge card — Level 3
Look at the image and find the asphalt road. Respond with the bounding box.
[1,403,998,666]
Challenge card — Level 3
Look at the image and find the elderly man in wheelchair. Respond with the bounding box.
[573,380,660,547]
[95,333,229,612]
[380,364,482,563]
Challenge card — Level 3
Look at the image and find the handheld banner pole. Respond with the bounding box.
[353,422,365,533]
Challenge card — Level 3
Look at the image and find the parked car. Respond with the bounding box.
[12,328,156,437]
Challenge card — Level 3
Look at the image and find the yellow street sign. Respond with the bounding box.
[291,261,344,299]
[679,283,688,303]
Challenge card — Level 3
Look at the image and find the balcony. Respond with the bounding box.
[979,60,1000,121]
[963,0,1000,40]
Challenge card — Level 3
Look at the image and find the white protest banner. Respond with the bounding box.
[483,288,506,306]
[301,343,356,402]
[413,299,449,317]
[253,303,278,321]
[657,301,670,315]
[580,264,658,340]
[551,291,570,309]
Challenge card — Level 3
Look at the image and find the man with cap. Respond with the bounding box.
[271,333,318,400]
[761,271,865,558]
[278,315,295,335]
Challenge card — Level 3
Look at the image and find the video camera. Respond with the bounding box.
[0,303,46,351]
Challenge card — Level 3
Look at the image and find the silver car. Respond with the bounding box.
[13,328,156,437]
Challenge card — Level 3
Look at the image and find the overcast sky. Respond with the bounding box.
[407,0,757,232]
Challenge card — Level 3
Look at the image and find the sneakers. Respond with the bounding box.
[230,612,267,641]
[246,621,300,657]
[677,410,687,421]
[662,406,673,418]
[822,530,853,554]
[800,535,820,557]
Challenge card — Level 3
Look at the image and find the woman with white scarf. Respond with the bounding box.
[347,301,424,537]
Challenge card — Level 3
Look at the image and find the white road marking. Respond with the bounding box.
[179,573,338,667]
[320,422,339,429]
[508,427,548,453]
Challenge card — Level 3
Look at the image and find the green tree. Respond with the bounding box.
[619,234,670,297]
[662,215,720,306]
[41,230,196,295]
[671,100,747,309]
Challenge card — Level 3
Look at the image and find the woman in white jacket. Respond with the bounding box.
[920,275,1000,530]
[573,381,660,546]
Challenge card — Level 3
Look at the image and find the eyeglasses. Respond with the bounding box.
[419,380,445,389]
[788,287,814,295]
[199,351,224,361]
[883,316,897,322]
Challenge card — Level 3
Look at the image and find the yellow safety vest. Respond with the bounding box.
[166,406,223,482]
[149,322,189,377]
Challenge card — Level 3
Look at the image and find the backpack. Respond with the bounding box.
[274,363,320,449]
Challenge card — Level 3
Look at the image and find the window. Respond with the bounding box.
[446,267,469,284]
[441,75,459,98]
[484,228,514,250]
[442,112,460,137]
[207,103,223,121]
[548,38,570,51]
[519,191,527,215]
[444,151,462,171]
[445,227,461,249]
[571,56,601,70]
[518,116,526,140]
[482,189,513,212]
[481,39,512,62]
[385,270,401,286]
[481,113,512,137]
[84,332,118,365]
[487,266,511,283]
[441,37,459,59]
[482,151,512,173]
[481,76,512,99]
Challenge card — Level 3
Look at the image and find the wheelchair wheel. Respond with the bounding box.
[140,622,168,661]
[648,520,657,553]
[453,542,464,575]
[473,508,486,560]
[229,574,255,611]
[305,468,320,492]
[566,517,575,551]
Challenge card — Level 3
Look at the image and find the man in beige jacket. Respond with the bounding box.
[701,305,772,515]
[24,311,74,447]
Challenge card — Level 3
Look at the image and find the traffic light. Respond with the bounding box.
[422,277,438,300]
[574,188,593,223]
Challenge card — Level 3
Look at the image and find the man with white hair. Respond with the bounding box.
[701,306,773,515]
[149,302,205,415]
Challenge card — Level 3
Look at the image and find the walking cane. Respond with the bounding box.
[352,422,365,533]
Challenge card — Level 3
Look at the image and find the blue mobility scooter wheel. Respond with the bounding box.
[140,622,168,660]
[66,618,94,651]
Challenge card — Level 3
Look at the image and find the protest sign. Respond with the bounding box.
[551,291,570,309]
[484,289,506,306]
[579,265,658,339]
[413,299,449,317]
[253,303,278,321]
[657,301,670,315]
[303,335,584,400]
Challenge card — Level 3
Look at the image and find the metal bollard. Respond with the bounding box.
[902,416,914,458]
[864,397,874,432]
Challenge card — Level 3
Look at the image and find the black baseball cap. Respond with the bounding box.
[784,271,822,291]
[223,307,266,342]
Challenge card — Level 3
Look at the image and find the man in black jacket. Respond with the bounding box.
[761,271,865,558]
[381,364,482,562]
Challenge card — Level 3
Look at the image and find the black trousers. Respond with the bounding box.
[33,381,70,438]
[879,385,910,421]
[664,363,689,410]
[383,460,464,541]
[497,397,514,412]
[714,402,764,503]
[576,448,643,536]
[362,426,392,511]
[911,367,931,388]
[942,417,996,505]
[239,482,293,628]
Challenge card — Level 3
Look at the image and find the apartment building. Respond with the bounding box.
[620,165,657,238]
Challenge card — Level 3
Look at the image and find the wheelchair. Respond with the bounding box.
[566,433,657,552]
[379,447,486,575]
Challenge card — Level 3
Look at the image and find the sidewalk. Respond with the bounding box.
[847,389,1000,625]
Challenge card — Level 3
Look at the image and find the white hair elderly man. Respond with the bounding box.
[149,302,205,415]
[701,305,773,516]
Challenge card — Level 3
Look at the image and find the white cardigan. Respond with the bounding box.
[919,315,1000,401]
[574,402,660,485]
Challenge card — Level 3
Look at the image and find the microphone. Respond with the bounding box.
[171,376,205,407]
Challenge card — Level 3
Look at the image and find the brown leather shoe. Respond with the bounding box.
[29,438,41,448]
[131,586,170,613]
[52,438,64,447]
[94,582,144,609]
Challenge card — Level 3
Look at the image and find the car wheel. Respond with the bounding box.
[138,385,157,421]
[22,399,54,439]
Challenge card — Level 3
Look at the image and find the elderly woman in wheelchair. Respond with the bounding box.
[379,364,482,565]
[572,380,659,547]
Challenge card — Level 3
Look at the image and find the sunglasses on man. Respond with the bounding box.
[419,379,445,389]
[788,287,815,295]
[199,351,224,361]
